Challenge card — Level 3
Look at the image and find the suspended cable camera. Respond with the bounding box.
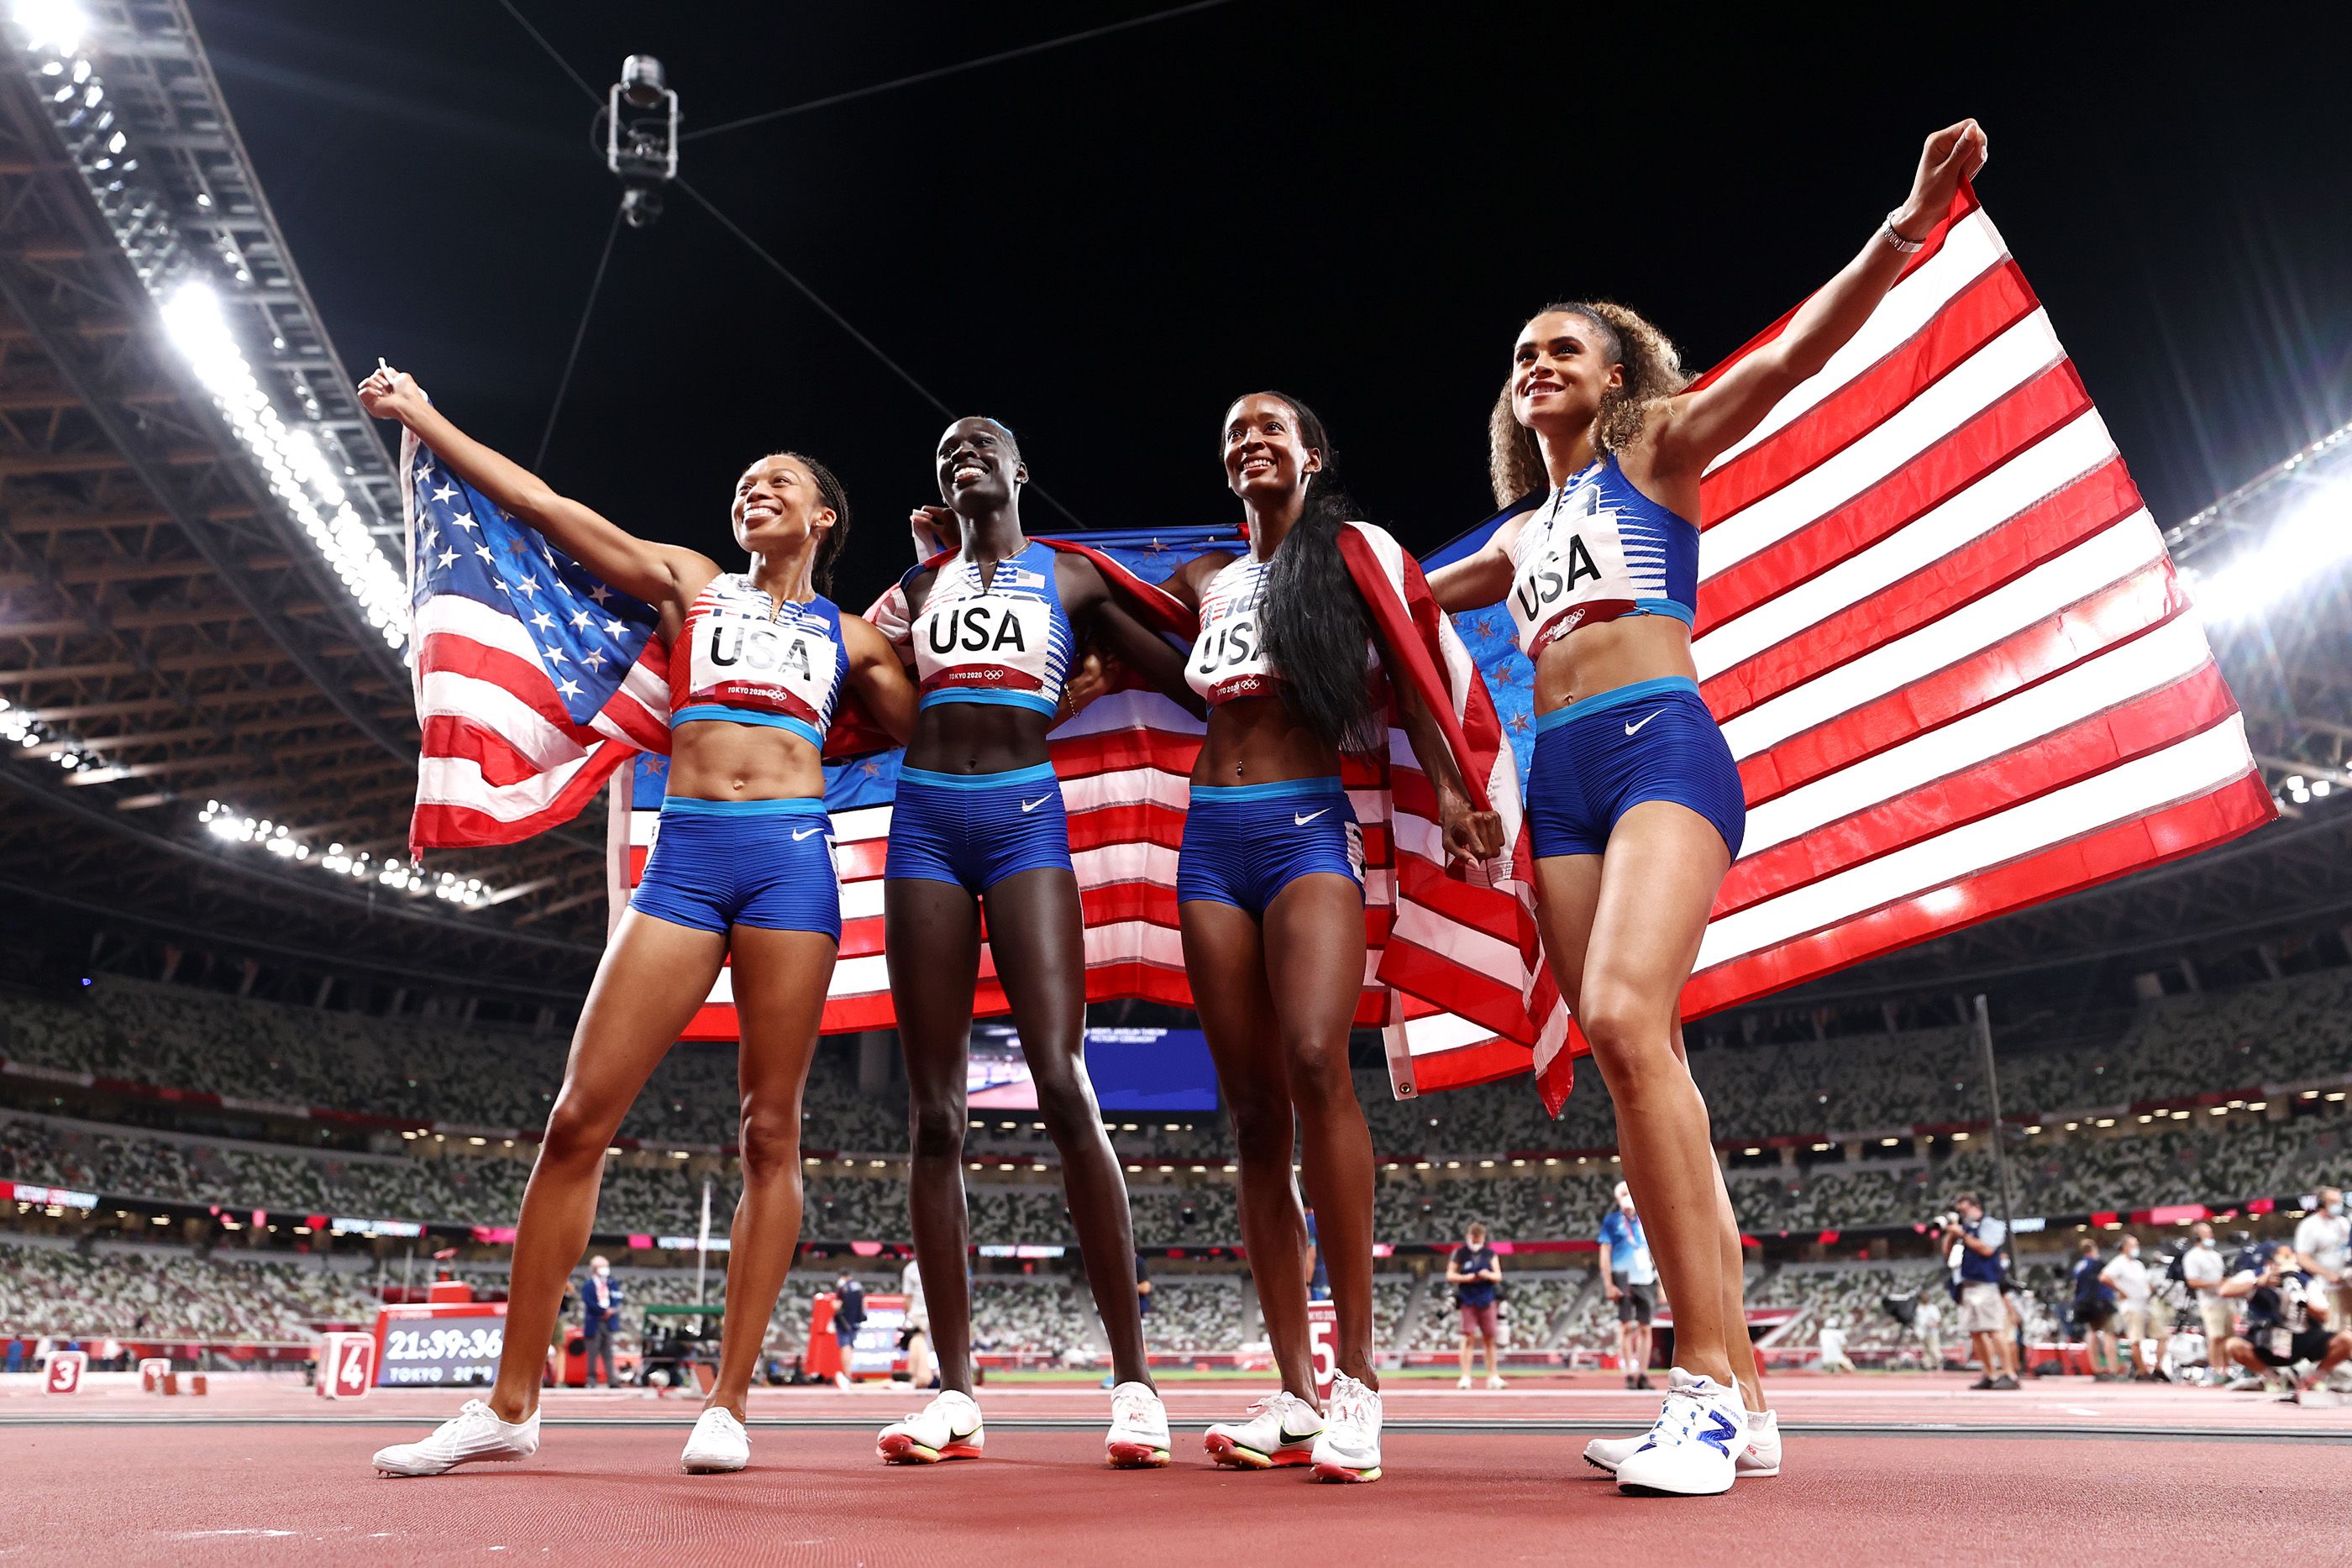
[604,55,678,228]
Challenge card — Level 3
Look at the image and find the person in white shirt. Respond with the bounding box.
[2180,1222,2232,1371]
[2100,1234,2155,1380]
[899,1256,934,1391]
[2292,1187,2349,1330]
[1817,1323,1855,1374]
[1914,1295,1945,1370]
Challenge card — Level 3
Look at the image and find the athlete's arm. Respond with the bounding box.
[841,614,920,746]
[1058,553,1209,720]
[1373,618,1504,868]
[357,367,715,610]
[1651,119,1987,476]
[1425,517,1525,614]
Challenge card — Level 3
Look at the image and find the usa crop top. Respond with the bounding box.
[1508,453,1698,662]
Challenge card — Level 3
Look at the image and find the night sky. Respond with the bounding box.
[193,2,2352,605]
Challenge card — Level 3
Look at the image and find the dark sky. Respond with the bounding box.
[192,2,2352,604]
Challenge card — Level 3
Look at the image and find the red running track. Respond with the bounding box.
[6,1424,2346,1567]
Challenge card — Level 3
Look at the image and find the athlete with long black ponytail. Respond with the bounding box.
[1164,392,1501,1484]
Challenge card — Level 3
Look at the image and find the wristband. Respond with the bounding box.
[1882,211,1927,254]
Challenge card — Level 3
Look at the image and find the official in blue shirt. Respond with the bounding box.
[1447,1221,1505,1389]
[1598,1183,1658,1391]
[575,1256,624,1389]
[832,1272,867,1390]
[1942,1194,2017,1389]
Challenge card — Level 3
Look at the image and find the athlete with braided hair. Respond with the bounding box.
[357,369,916,1479]
[1431,119,1988,1496]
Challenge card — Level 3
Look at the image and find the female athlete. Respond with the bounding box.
[1429,120,1988,1495]
[874,416,1197,1470]
[1164,393,1502,1483]
[358,369,916,1478]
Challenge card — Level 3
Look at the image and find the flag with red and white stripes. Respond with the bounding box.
[1421,186,2275,1109]
[608,525,1548,1058]
[402,431,671,852]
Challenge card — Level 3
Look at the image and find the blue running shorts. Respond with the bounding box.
[1525,676,1746,861]
[885,762,1074,893]
[1176,776,1364,916]
[629,794,842,938]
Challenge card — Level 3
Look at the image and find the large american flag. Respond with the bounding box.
[1425,186,2274,1107]
[609,526,1551,1072]
[402,432,669,852]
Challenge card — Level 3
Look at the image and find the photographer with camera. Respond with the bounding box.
[1941,1194,2018,1389]
[2219,1241,2352,1404]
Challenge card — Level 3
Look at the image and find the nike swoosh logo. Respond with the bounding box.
[1020,796,1051,813]
[791,826,822,841]
[1294,808,1330,825]
[1623,709,1664,737]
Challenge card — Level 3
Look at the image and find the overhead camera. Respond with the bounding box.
[604,54,679,229]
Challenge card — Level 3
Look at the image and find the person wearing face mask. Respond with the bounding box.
[1429,120,1987,1495]
[355,370,918,1481]
[2101,1235,2157,1381]
[1598,1182,1657,1392]
[2221,1242,2352,1403]
[578,1257,623,1391]
[2180,1222,2234,1378]
[2292,1186,2349,1330]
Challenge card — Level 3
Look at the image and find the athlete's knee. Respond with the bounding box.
[1030,1059,1102,1142]
[737,1104,802,1183]
[539,1091,620,1170]
[1279,1033,1354,1117]
[1226,1092,1294,1170]
[907,1094,967,1162]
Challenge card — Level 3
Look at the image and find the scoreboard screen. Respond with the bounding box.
[372,1304,507,1387]
[968,1025,1218,1112]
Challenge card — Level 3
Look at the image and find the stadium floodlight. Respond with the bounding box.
[10,0,87,54]
[197,798,498,907]
[160,281,408,648]
[2185,479,2352,625]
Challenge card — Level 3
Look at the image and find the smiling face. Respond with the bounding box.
[732,454,835,556]
[936,417,1025,515]
[1510,309,1625,439]
[1221,392,1322,506]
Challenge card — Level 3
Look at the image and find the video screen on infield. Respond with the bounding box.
[967,1025,1218,1112]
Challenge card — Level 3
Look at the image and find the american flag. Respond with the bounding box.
[402,432,669,852]
[609,525,1550,1067]
[1425,186,2274,1108]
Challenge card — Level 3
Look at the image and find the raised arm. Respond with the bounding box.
[841,614,919,747]
[1651,119,1988,475]
[358,366,715,612]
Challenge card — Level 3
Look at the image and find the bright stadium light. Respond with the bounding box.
[10,0,87,53]
[197,798,496,908]
[160,281,408,648]
[2185,479,2352,624]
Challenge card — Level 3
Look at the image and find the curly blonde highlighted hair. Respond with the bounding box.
[1487,301,1688,506]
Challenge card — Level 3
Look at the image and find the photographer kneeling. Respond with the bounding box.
[2220,1242,2352,1405]
[1942,1195,2018,1389]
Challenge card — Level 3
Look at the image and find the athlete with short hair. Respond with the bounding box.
[355,368,916,1478]
[873,416,1195,1470]
[1431,120,1988,1494]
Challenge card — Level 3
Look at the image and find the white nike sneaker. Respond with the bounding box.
[1457,1373,1473,1389]
[1612,1367,1746,1497]
[370,1398,540,1477]
[1485,1373,1507,1391]
[1309,1373,1383,1483]
[876,1388,984,1464]
[1105,1381,1171,1468]
[1205,1390,1325,1469]
[1589,1405,1780,1478]
[680,1405,749,1473]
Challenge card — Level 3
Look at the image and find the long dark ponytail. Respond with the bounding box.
[1247,391,1383,755]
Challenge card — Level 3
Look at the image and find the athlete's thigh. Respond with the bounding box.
[1258,874,1367,1051]
[560,909,731,1108]
[726,926,838,1105]
[977,865,1087,1057]
[1530,853,1604,1008]
[884,878,983,1085]
[1179,899,1283,1103]
[1579,801,1730,1020]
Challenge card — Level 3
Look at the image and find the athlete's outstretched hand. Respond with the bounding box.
[1440,796,1505,871]
[909,504,956,562]
[1895,118,1987,238]
[356,364,428,427]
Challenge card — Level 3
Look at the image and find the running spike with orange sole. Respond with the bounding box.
[876,1430,984,1464]
[1204,1433,1315,1470]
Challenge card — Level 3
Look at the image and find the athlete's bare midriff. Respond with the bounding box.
[1530,615,1699,716]
[903,700,1056,777]
[1191,691,1349,788]
[665,721,827,802]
